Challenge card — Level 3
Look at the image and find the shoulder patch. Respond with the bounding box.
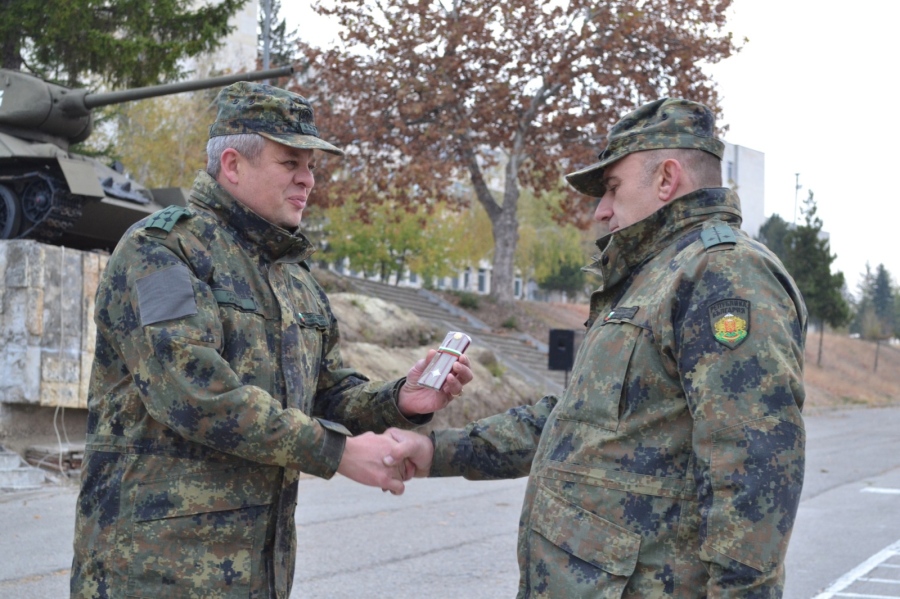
[701,224,737,250]
[708,299,750,349]
[144,205,191,234]
[136,264,198,326]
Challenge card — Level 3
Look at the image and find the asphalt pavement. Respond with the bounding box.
[2,405,899,598]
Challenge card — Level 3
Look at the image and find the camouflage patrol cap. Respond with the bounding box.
[209,82,343,156]
[566,98,723,196]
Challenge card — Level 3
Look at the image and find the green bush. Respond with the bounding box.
[477,349,505,378]
[457,292,480,310]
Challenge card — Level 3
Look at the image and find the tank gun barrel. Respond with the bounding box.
[82,65,296,110]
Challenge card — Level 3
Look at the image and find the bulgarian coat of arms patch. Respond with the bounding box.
[708,299,751,349]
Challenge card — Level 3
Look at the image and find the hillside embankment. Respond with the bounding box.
[320,273,899,426]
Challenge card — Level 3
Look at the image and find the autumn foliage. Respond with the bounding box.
[293,0,738,303]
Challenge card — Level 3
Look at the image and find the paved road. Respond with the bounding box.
[2,405,899,598]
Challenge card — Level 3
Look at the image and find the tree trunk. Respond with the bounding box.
[462,144,521,307]
[817,318,824,367]
[490,207,519,305]
[874,339,881,373]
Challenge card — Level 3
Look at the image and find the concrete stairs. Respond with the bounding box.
[0,448,46,491]
[341,277,568,396]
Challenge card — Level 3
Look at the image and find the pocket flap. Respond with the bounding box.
[530,485,640,576]
[133,466,276,522]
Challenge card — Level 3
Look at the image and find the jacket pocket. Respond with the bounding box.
[528,484,641,598]
[126,468,274,598]
[554,321,641,432]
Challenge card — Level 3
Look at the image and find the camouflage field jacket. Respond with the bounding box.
[431,187,808,598]
[71,171,424,599]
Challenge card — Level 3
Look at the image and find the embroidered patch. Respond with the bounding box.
[603,306,640,323]
[708,299,750,349]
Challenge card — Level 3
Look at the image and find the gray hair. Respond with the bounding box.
[205,133,267,179]
[640,148,722,189]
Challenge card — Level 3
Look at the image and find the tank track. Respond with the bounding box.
[0,171,83,243]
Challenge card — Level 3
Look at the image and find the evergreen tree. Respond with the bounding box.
[782,191,850,366]
[894,286,900,339]
[756,214,791,264]
[850,263,875,336]
[871,264,895,335]
[258,0,300,69]
[863,264,896,373]
[0,0,249,87]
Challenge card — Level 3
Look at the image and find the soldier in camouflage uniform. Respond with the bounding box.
[70,82,472,599]
[387,98,807,597]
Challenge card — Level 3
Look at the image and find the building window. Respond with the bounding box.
[478,268,486,293]
[463,268,471,290]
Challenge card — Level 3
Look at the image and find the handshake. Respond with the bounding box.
[335,341,472,495]
[336,428,435,495]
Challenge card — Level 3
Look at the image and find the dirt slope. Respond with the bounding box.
[319,271,898,426]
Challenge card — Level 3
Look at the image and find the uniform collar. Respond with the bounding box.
[188,171,315,262]
[584,187,742,289]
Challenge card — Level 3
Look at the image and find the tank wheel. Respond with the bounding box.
[0,184,22,239]
[21,178,55,223]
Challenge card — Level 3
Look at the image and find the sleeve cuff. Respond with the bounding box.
[390,378,434,428]
[429,428,472,477]
[308,418,350,480]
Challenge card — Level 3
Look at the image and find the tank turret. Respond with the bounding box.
[0,65,295,248]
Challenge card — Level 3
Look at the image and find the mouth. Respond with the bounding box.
[287,196,307,210]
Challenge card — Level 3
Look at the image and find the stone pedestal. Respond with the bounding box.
[0,240,107,409]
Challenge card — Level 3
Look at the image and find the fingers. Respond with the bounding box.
[338,432,410,493]
[404,350,437,389]
[440,355,473,398]
[384,428,434,478]
[381,476,405,495]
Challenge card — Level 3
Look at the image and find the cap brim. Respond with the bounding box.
[566,147,627,196]
[259,132,344,157]
[565,162,608,197]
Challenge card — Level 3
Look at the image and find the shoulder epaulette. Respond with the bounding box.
[700,224,737,250]
[144,205,192,234]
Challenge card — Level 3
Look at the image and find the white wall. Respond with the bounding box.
[721,141,765,239]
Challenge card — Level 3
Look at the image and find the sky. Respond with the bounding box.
[281,1,900,296]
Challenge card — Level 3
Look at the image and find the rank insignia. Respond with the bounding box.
[708,299,750,349]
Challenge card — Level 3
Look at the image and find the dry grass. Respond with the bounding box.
[803,331,900,413]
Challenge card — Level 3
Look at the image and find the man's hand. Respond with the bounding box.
[398,349,473,417]
[337,432,407,495]
[383,428,435,479]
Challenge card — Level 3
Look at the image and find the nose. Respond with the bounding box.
[593,194,612,223]
[295,165,315,190]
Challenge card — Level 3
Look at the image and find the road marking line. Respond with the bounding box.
[815,540,900,599]
[859,578,900,584]
[861,488,900,495]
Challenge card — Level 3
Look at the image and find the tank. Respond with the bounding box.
[0,65,295,249]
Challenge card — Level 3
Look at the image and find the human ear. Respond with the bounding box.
[219,148,242,185]
[657,158,683,203]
